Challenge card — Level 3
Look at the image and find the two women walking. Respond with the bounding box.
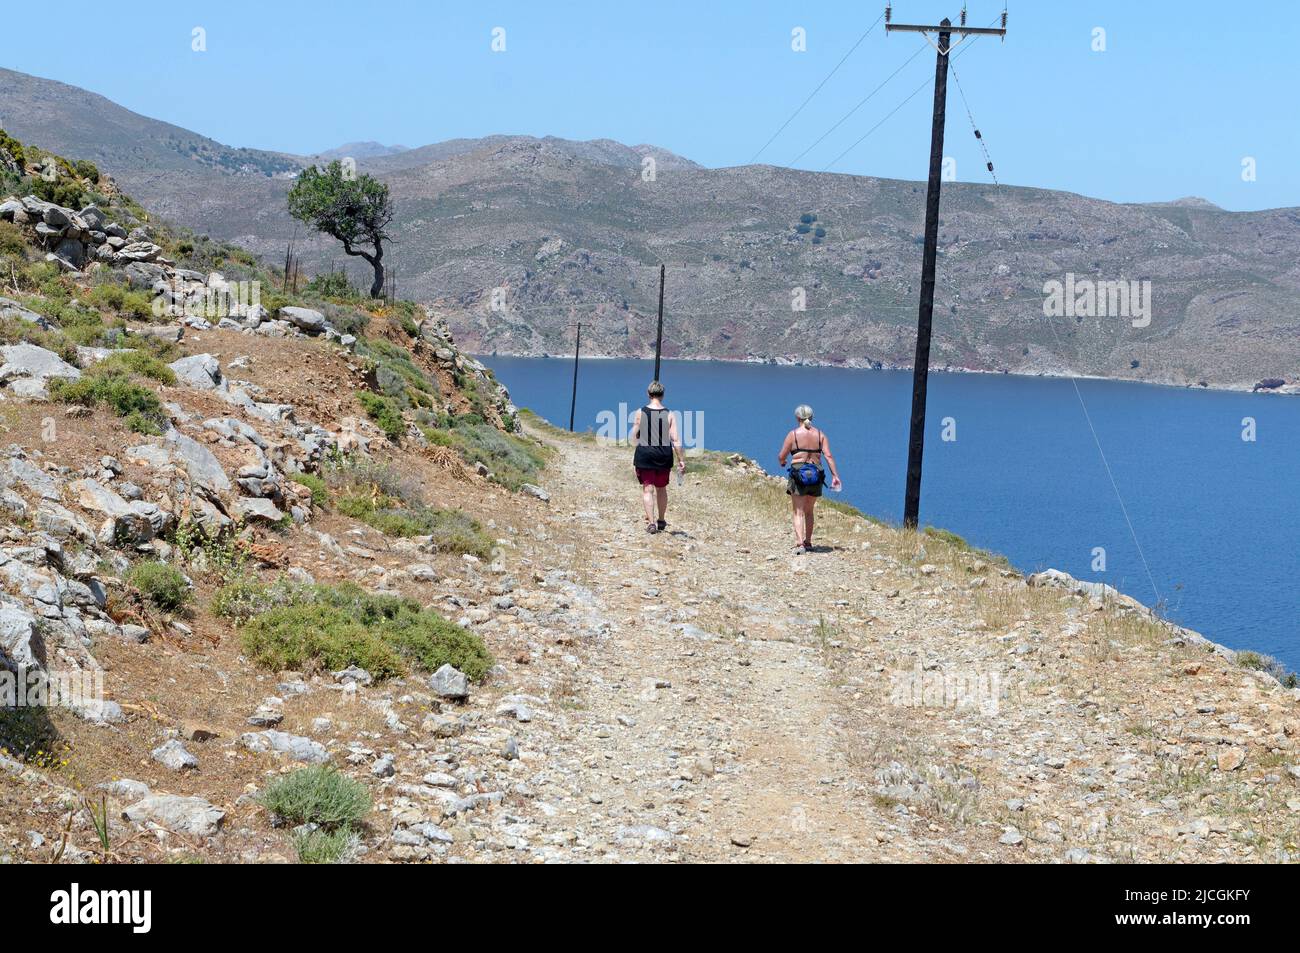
[630,384,841,554]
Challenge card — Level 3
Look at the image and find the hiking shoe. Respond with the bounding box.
[656,519,667,531]
[646,522,659,534]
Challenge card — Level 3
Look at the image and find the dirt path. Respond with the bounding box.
[509,428,1300,863]
[535,433,947,861]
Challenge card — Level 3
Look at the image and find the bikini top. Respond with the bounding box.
[791,429,824,457]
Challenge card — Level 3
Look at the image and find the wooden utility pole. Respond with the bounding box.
[653,264,665,381]
[887,5,1006,528]
[569,322,582,432]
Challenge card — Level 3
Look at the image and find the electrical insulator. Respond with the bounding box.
[885,5,891,24]
[961,7,967,26]
[974,130,982,139]
[1002,10,1008,29]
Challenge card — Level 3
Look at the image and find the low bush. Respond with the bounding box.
[49,363,169,434]
[96,350,176,384]
[287,471,329,508]
[259,764,370,829]
[319,301,372,337]
[293,826,358,864]
[306,271,358,300]
[356,390,405,441]
[126,561,190,611]
[210,575,282,623]
[81,282,155,321]
[260,765,369,865]
[441,420,548,491]
[1236,651,1292,683]
[336,492,492,556]
[357,337,438,408]
[232,581,493,680]
[0,220,26,258]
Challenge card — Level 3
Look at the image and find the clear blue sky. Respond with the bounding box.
[6,1,1295,210]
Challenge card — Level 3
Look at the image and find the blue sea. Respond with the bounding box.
[482,356,1300,671]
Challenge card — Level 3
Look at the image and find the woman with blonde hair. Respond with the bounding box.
[777,404,841,554]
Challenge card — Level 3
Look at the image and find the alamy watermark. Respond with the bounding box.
[593,403,704,451]
[1,665,104,710]
[888,664,1001,715]
[1042,273,1151,328]
[152,279,261,320]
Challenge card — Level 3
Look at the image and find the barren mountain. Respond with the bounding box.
[3,66,1297,390]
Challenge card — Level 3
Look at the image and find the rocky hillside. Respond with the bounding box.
[2,67,1296,391]
[2,134,1299,864]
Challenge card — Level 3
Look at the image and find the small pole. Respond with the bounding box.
[569,322,582,432]
[653,264,665,381]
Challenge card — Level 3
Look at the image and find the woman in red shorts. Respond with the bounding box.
[632,380,685,534]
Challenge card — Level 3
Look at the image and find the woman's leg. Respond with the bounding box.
[656,485,668,522]
[641,482,656,524]
[803,497,816,546]
[791,493,806,545]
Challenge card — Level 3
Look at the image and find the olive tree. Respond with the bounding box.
[286,161,393,298]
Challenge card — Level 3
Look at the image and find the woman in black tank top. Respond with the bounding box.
[632,380,684,534]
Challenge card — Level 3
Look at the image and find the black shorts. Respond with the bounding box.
[787,475,823,497]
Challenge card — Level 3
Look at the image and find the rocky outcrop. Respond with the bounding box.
[0,343,80,400]
[418,313,519,432]
[0,195,158,273]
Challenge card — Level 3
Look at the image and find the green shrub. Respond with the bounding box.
[287,471,329,508]
[259,765,371,828]
[52,305,120,348]
[418,425,452,447]
[441,420,549,491]
[260,765,369,864]
[97,350,176,384]
[336,492,492,556]
[355,390,405,441]
[73,159,100,184]
[243,602,404,677]
[126,561,190,611]
[356,337,438,407]
[305,271,357,299]
[0,128,26,169]
[292,826,357,864]
[0,316,78,364]
[323,456,419,505]
[49,364,169,434]
[320,302,371,337]
[30,175,86,210]
[235,581,493,680]
[0,221,26,258]
[1236,651,1291,682]
[211,575,283,623]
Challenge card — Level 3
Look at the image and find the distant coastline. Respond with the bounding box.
[471,349,1299,397]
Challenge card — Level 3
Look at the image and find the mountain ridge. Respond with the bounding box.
[2,66,1296,390]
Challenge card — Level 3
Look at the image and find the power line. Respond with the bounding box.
[748,12,886,164]
[949,61,998,184]
[823,18,993,172]
[789,40,930,167]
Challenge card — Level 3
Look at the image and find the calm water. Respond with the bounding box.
[482,356,1300,670]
